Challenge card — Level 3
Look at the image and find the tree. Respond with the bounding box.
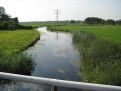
[0,6,33,30]
[116,19,121,25]
[84,17,103,24]
[0,14,9,21]
[0,13,20,30]
[106,19,115,25]
[70,20,76,24]
[13,17,19,24]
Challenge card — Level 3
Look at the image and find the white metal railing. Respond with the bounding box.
[0,72,121,91]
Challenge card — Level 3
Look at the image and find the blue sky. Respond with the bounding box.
[1,0,121,21]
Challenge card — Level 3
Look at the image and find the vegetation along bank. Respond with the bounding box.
[0,7,40,75]
[0,30,40,75]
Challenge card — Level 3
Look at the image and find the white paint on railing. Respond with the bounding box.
[0,72,121,91]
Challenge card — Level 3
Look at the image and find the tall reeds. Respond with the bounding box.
[73,31,121,85]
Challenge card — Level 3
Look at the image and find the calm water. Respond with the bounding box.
[0,27,82,91]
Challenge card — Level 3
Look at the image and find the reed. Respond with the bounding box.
[73,31,121,85]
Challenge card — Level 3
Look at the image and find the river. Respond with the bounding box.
[0,27,82,91]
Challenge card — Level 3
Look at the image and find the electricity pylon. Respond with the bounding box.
[54,9,60,22]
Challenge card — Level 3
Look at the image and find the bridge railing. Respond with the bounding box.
[0,72,121,91]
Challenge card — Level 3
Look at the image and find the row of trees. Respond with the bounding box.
[84,17,121,25]
[0,14,33,30]
[0,14,19,30]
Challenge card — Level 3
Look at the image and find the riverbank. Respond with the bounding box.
[0,29,40,75]
[48,25,121,86]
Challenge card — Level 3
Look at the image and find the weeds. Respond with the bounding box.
[73,31,121,85]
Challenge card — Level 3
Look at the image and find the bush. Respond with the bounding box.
[84,17,105,25]
[18,25,33,30]
[106,19,115,25]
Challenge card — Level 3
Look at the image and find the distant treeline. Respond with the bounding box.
[68,17,121,25]
[54,18,121,25]
[1,10,121,31]
[0,14,33,30]
[84,17,121,25]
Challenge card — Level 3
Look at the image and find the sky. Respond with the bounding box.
[0,0,121,22]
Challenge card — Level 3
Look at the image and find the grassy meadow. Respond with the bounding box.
[20,22,61,28]
[49,25,121,86]
[0,30,40,55]
[0,30,40,74]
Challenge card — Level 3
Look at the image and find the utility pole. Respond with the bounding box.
[54,9,60,22]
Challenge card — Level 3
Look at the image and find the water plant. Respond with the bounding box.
[73,31,121,85]
[0,53,35,75]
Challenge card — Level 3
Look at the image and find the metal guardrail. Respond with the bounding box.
[0,72,121,91]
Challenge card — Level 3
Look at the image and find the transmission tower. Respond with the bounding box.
[54,9,60,22]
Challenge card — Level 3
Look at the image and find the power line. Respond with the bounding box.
[54,9,60,22]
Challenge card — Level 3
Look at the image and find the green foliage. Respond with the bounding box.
[106,19,115,25]
[84,17,105,25]
[84,17,120,25]
[0,14,9,21]
[0,30,40,55]
[20,22,62,28]
[0,30,40,74]
[70,20,77,24]
[116,19,121,25]
[0,53,35,75]
[0,9,33,30]
[73,31,121,85]
[0,14,19,30]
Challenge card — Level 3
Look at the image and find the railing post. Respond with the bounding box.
[54,86,57,91]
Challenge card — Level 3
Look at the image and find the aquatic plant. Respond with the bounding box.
[73,31,121,85]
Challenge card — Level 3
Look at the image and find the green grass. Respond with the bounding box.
[0,30,40,55]
[20,22,62,28]
[0,30,39,75]
[73,31,121,85]
[0,53,35,75]
[20,22,45,27]
[49,25,121,47]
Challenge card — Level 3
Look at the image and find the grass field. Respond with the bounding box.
[0,30,40,55]
[49,25,121,86]
[0,30,40,74]
[20,22,45,27]
[20,22,61,28]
